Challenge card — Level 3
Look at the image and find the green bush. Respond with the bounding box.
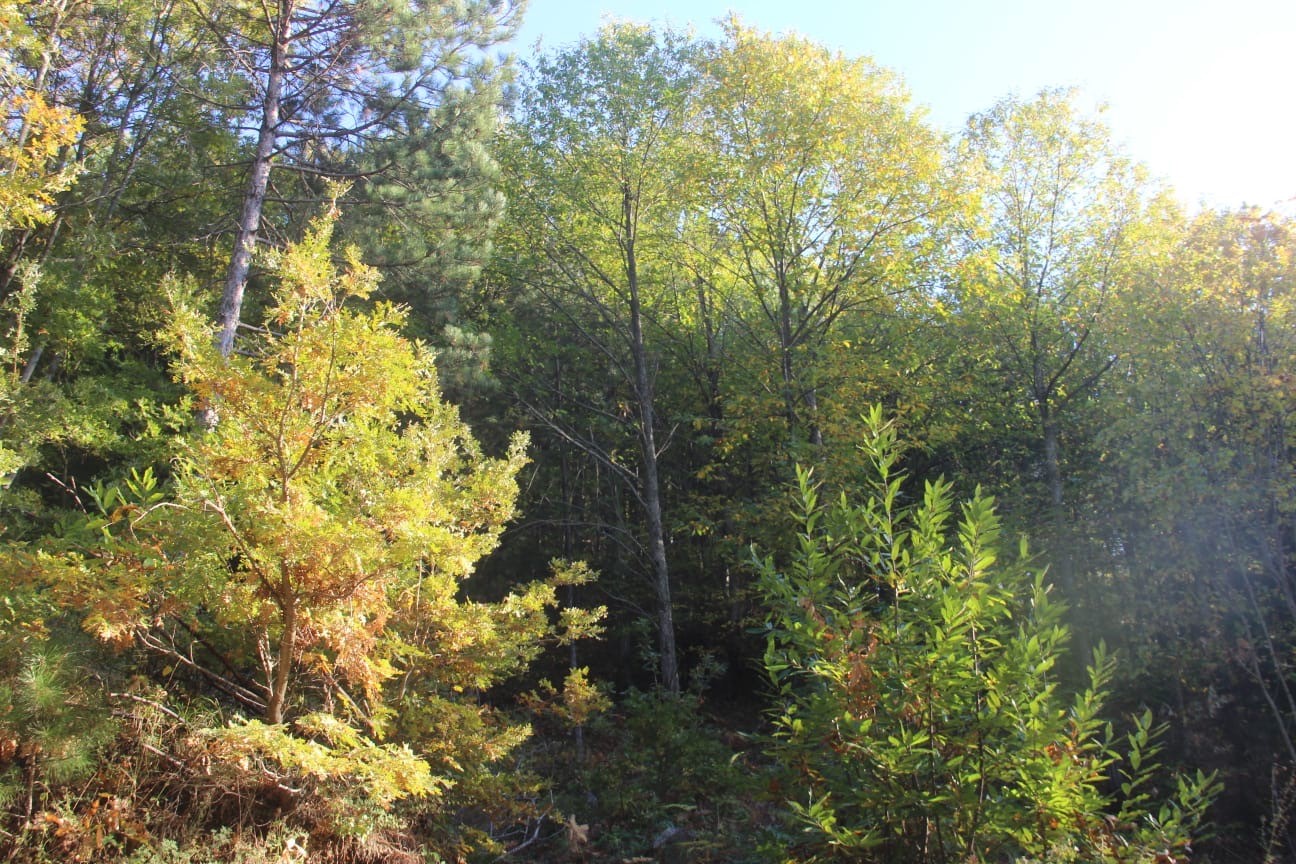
[755,408,1220,863]
[0,646,117,821]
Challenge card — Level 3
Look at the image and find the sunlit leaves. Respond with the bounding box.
[700,21,950,456]
[0,91,82,231]
[162,206,530,723]
[755,407,1218,862]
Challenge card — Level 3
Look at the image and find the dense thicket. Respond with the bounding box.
[2,4,1293,861]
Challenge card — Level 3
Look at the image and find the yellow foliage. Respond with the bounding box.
[206,717,448,806]
[0,89,83,229]
[520,666,611,729]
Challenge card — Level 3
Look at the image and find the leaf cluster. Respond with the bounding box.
[756,407,1220,862]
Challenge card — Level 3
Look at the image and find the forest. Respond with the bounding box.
[0,1,1291,861]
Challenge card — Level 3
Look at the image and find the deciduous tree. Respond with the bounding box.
[700,21,947,455]
[498,24,700,693]
[954,90,1158,550]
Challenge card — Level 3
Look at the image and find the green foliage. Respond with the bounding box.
[1084,207,1296,843]
[0,263,163,526]
[0,647,117,817]
[755,407,1220,862]
[5,5,1292,859]
[8,206,603,860]
[497,21,706,693]
[0,265,41,483]
[942,88,1169,543]
[700,20,951,462]
[158,205,532,728]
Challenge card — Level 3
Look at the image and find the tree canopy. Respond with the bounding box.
[2,8,1290,862]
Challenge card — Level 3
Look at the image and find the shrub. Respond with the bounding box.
[755,407,1220,863]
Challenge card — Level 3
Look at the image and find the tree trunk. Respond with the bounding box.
[805,384,823,447]
[1043,415,1063,515]
[624,185,679,695]
[556,359,587,759]
[1033,334,1074,593]
[695,276,723,434]
[218,0,292,357]
[266,594,296,725]
[776,267,798,434]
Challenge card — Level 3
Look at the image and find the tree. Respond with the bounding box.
[0,0,239,543]
[3,196,606,857]
[0,2,85,498]
[498,24,701,694]
[953,90,1158,551]
[1092,208,1296,841]
[194,0,520,356]
[164,204,534,726]
[20,204,596,802]
[699,20,948,456]
[756,408,1220,863]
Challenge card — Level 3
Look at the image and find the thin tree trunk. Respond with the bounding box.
[218,0,292,357]
[556,358,587,759]
[804,383,823,447]
[1043,415,1063,514]
[777,269,798,434]
[1041,406,1077,596]
[1033,345,1064,517]
[695,276,723,433]
[624,185,679,695]
[266,595,296,725]
[19,342,43,384]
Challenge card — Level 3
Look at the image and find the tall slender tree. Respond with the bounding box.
[954,90,1159,565]
[195,0,520,356]
[498,24,700,693]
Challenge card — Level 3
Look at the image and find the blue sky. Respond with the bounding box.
[508,0,1296,210]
